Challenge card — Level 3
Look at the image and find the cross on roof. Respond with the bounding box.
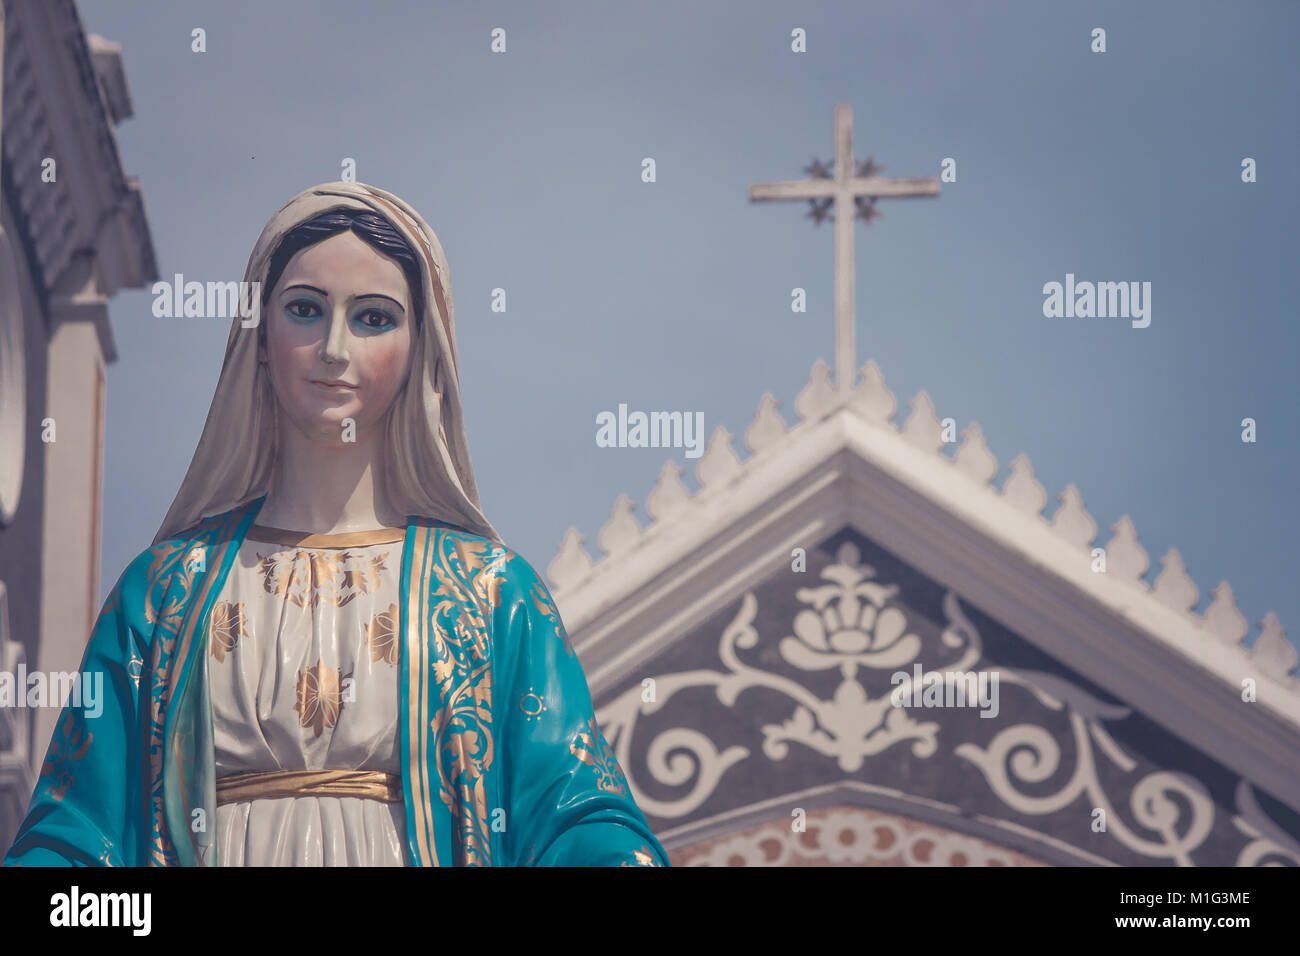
[749,104,940,399]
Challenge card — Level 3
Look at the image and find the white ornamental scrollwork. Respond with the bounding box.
[596,538,1288,866]
[1232,779,1300,866]
[954,669,1219,865]
[597,541,985,815]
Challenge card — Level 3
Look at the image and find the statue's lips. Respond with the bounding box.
[310,379,358,391]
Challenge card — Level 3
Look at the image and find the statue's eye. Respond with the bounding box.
[355,309,396,332]
[286,300,321,322]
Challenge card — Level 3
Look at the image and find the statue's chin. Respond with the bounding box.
[275,407,363,446]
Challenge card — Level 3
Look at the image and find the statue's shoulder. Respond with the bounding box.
[112,505,249,613]
[427,525,549,602]
[413,526,573,667]
[434,525,521,573]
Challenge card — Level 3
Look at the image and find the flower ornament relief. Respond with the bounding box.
[596,541,984,818]
[764,541,943,771]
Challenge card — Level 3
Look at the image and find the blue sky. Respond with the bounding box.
[77,0,1298,656]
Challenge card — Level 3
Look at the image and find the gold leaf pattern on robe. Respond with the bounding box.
[258,549,389,609]
[142,536,201,864]
[569,715,628,797]
[416,531,511,866]
[209,600,249,663]
[293,658,354,738]
[364,603,401,665]
[619,844,663,866]
[144,539,199,631]
[529,580,574,657]
[452,538,509,610]
[41,709,93,802]
[101,583,122,619]
[141,508,240,866]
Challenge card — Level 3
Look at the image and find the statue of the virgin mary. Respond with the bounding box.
[3,182,668,867]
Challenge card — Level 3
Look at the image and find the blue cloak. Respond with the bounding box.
[3,497,668,867]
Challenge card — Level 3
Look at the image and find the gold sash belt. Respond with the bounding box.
[215,770,402,805]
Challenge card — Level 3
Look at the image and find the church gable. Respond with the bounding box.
[592,526,1300,866]
[549,356,1300,866]
[549,105,1297,866]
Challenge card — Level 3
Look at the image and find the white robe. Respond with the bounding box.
[207,525,409,866]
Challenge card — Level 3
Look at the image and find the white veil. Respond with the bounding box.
[153,181,502,545]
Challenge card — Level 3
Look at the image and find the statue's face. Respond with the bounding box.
[263,230,415,444]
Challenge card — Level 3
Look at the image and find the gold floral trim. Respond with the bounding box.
[144,505,245,866]
[258,549,389,608]
[417,530,511,866]
[293,658,354,738]
[208,600,248,663]
[365,603,401,665]
[405,524,437,866]
[620,845,664,867]
[570,715,629,797]
[529,580,574,657]
[41,709,92,802]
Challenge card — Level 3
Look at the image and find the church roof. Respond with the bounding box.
[546,356,1300,809]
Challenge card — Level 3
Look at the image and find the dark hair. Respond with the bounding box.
[261,208,424,328]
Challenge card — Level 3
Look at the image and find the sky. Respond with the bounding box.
[75,0,1298,657]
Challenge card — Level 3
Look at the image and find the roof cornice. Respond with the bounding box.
[547,357,1300,813]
